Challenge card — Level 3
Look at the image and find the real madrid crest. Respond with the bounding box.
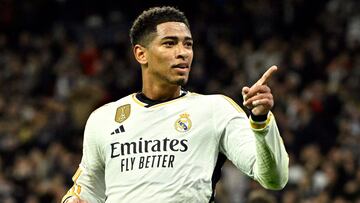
[175,113,192,132]
[115,104,131,123]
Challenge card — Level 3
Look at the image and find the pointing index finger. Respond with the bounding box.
[254,65,278,86]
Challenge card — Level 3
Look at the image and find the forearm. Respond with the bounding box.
[251,113,289,190]
[61,166,106,203]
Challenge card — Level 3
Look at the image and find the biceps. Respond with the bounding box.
[219,119,257,177]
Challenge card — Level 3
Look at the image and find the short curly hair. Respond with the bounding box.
[129,6,190,47]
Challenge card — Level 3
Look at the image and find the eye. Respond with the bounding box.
[163,41,176,47]
[184,41,193,48]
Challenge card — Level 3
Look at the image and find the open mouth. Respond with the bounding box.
[172,63,189,69]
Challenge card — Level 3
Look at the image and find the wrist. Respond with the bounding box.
[249,112,272,131]
[63,196,77,203]
[250,111,268,122]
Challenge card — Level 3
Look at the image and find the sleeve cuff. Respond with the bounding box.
[62,196,73,203]
[250,112,268,122]
[250,112,272,130]
[61,186,80,203]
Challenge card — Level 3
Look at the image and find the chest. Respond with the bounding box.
[101,103,219,173]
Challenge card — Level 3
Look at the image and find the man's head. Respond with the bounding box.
[130,6,190,47]
[130,7,193,87]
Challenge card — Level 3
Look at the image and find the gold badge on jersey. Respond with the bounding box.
[115,104,131,123]
[175,113,192,132]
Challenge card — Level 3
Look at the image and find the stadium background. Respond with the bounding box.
[0,0,360,202]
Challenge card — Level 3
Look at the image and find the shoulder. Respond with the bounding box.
[187,92,229,101]
[189,92,240,105]
[189,92,245,113]
[88,94,134,121]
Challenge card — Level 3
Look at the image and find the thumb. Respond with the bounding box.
[242,86,250,99]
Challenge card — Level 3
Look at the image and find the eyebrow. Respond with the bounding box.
[161,36,193,41]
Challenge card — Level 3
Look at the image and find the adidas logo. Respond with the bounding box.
[111,125,125,135]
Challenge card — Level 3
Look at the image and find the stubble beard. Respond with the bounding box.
[174,78,187,86]
[158,72,188,86]
[152,69,189,87]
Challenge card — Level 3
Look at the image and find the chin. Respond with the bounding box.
[174,78,187,86]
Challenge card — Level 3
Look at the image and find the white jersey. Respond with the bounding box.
[62,92,289,203]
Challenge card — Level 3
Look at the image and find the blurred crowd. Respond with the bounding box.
[0,0,360,202]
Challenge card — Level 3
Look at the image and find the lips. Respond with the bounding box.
[172,63,189,69]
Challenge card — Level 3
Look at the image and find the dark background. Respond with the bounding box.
[0,0,359,202]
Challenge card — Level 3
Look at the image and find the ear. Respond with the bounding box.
[133,44,148,65]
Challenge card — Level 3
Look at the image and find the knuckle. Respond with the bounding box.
[266,86,271,92]
[262,85,270,92]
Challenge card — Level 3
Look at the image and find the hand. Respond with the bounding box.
[64,196,88,203]
[242,65,277,116]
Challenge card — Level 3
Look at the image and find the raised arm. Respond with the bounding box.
[217,66,288,190]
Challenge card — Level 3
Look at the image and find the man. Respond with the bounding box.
[62,6,288,203]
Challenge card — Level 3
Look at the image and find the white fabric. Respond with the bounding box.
[68,92,288,203]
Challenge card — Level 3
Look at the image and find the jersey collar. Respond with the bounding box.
[135,89,188,108]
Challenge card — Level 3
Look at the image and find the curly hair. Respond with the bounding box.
[129,6,190,47]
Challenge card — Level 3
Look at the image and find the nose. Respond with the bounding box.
[176,44,191,60]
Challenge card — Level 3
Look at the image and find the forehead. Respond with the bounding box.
[155,22,192,39]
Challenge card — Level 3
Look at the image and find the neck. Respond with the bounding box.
[142,79,181,101]
[142,85,181,101]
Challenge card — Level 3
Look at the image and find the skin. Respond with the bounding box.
[134,21,194,101]
[65,22,277,203]
[242,65,278,116]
